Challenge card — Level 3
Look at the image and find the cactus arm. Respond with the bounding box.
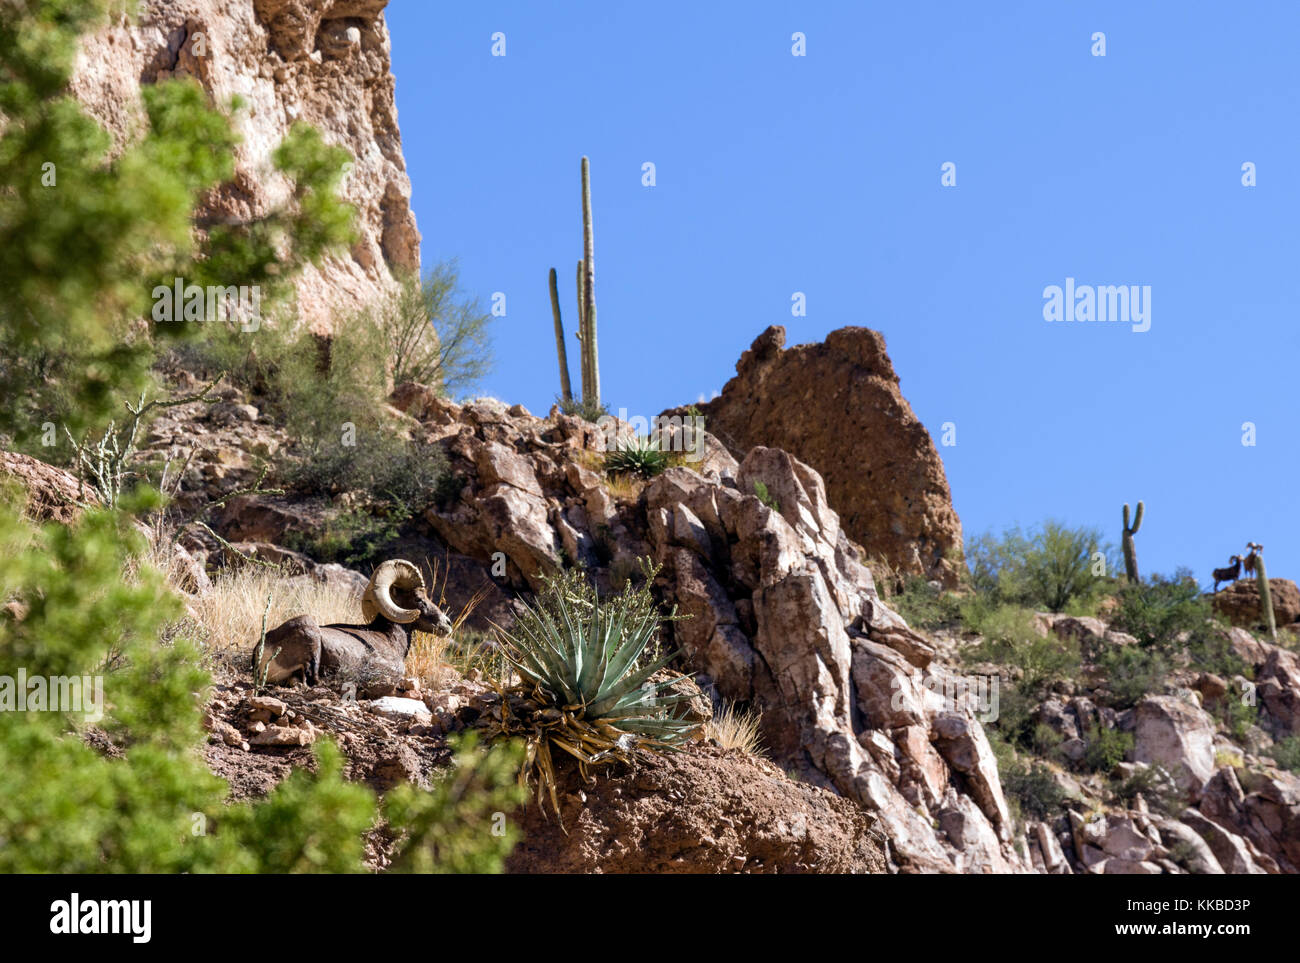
[548,268,572,403]
[1121,501,1142,583]
[581,156,599,408]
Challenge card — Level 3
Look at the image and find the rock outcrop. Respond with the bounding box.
[669,326,963,586]
[1212,578,1300,629]
[372,386,1028,872]
[71,0,419,329]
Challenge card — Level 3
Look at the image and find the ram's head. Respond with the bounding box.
[361,559,453,636]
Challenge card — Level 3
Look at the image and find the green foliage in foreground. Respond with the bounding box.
[0,491,520,872]
[0,0,354,453]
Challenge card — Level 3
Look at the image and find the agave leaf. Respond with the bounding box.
[592,611,659,702]
[587,652,682,717]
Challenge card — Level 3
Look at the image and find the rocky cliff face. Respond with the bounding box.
[71,0,419,330]
[672,326,964,588]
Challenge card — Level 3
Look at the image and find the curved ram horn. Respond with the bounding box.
[362,559,424,624]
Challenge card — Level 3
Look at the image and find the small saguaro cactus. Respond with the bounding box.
[1121,501,1144,583]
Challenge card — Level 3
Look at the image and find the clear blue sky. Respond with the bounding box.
[388,1,1300,587]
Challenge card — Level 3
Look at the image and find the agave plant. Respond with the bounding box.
[602,434,669,478]
[483,568,697,817]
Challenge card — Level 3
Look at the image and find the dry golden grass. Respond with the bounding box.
[603,473,648,502]
[147,529,497,687]
[187,563,362,657]
[707,702,765,757]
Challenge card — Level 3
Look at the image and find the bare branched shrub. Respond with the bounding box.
[379,263,493,395]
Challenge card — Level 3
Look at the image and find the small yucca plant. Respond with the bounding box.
[483,568,697,817]
[603,434,669,478]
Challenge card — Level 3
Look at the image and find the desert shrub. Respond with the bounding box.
[752,480,780,512]
[1185,625,1252,682]
[1082,727,1133,773]
[1214,692,1258,742]
[1111,571,1211,649]
[1111,764,1184,815]
[558,397,610,423]
[989,737,1069,821]
[1268,736,1300,772]
[963,605,1081,692]
[255,323,449,506]
[891,576,963,629]
[378,264,494,395]
[966,521,1115,613]
[1096,645,1169,709]
[983,681,1038,749]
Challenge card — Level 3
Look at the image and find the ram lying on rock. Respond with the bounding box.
[253,559,453,687]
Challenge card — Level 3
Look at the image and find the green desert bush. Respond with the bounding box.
[1110,571,1211,649]
[1268,736,1300,773]
[1082,727,1133,773]
[223,320,450,508]
[989,736,1070,821]
[891,576,963,629]
[1096,645,1169,709]
[378,263,495,395]
[966,521,1115,613]
[963,605,1081,693]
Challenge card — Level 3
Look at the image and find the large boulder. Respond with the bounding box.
[1212,578,1300,628]
[667,326,963,586]
[1130,695,1216,793]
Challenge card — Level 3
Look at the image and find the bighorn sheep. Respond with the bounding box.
[253,559,453,686]
[1211,555,1241,593]
[1243,543,1263,578]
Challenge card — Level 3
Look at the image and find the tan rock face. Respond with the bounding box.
[673,326,964,586]
[70,0,419,330]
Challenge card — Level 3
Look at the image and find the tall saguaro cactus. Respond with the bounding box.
[547,268,572,403]
[1254,549,1277,641]
[580,156,600,408]
[1121,501,1144,583]
[546,157,602,413]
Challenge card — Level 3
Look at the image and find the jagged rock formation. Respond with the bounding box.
[667,326,964,587]
[70,0,418,329]
[366,386,1030,872]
